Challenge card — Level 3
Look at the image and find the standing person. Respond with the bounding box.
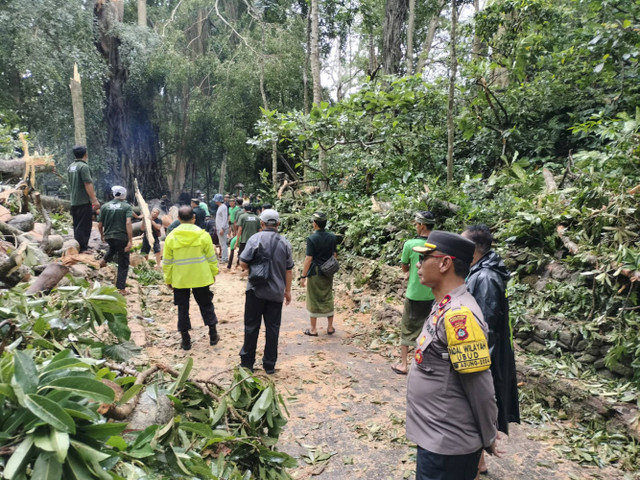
[462,224,520,475]
[163,206,220,351]
[199,197,210,218]
[299,212,338,336]
[214,194,229,264]
[228,198,239,236]
[98,186,133,295]
[67,145,100,252]
[235,202,260,266]
[391,211,436,375]
[140,207,163,265]
[239,209,293,374]
[407,231,500,480]
[191,199,206,229]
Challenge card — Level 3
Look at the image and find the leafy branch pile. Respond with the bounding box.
[0,283,295,479]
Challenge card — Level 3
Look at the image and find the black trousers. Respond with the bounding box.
[71,203,93,251]
[173,286,218,332]
[239,289,283,371]
[104,238,130,290]
[416,446,482,480]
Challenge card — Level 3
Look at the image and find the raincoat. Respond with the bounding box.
[163,223,218,288]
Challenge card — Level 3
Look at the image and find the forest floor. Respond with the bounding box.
[114,264,635,480]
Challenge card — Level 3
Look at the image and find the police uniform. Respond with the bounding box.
[405,231,498,480]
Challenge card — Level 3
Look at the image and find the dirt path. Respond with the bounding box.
[125,268,633,480]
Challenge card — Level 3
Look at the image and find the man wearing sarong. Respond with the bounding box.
[299,212,338,336]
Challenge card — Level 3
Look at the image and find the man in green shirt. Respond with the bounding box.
[236,203,260,265]
[392,211,436,375]
[67,145,100,252]
[98,186,133,295]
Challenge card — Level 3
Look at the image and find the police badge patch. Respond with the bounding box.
[448,314,469,341]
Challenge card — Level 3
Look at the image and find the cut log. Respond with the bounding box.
[41,195,71,211]
[0,158,56,178]
[542,168,558,192]
[134,178,154,247]
[26,263,69,294]
[60,251,101,269]
[32,192,52,251]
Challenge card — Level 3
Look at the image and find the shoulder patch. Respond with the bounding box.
[444,306,491,374]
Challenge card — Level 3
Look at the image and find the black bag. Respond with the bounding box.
[319,255,339,276]
[248,234,282,285]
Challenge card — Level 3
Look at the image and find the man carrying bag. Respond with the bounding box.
[239,209,294,374]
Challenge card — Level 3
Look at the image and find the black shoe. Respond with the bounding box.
[180,331,191,350]
[209,326,219,346]
[264,366,275,375]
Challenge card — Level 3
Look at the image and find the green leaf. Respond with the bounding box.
[249,386,273,424]
[106,314,131,341]
[31,452,63,480]
[118,383,143,405]
[63,448,95,480]
[12,350,38,404]
[42,358,90,374]
[3,435,34,480]
[43,377,115,403]
[50,430,70,463]
[78,422,127,440]
[211,397,227,426]
[106,436,127,451]
[24,394,76,433]
[180,422,214,438]
[70,440,112,463]
[170,357,193,395]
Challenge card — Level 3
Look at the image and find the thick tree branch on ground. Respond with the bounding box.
[32,192,52,252]
[0,158,56,178]
[25,263,69,294]
[543,168,557,192]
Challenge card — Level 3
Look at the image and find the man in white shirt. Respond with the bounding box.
[214,193,229,263]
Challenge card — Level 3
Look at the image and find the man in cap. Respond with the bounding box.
[190,199,206,229]
[163,205,220,350]
[235,202,260,268]
[98,186,133,295]
[214,194,229,263]
[406,231,500,480]
[238,209,293,374]
[391,211,436,375]
[299,212,338,336]
[67,145,100,252]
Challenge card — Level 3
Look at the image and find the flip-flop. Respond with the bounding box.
[303,329,318,337]
[327,328,336,335]
[479,469,489,475]
[391,366,408,375]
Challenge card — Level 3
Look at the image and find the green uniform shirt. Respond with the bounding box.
[401,237,435,301]
[238,212,260,243]
[98,199,133,241]
[229,205,240,223]
[67,160,93,206]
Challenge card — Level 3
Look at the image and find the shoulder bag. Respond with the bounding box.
[248,233,282,285]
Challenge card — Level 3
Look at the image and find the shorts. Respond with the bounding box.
[141,236,161,254]
[400,298,434,346]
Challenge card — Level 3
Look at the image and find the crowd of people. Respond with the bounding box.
[68,144,519,480]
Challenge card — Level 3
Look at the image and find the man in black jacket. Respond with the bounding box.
[462,224,520,475]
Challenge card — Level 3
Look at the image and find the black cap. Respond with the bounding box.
[412,230,475,265]
[312,212,327,222]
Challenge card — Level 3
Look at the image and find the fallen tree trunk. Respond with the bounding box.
[0,158,56,178]
[134,178,154,247]
[40,195,71,211]
[25,263,69,294]
[32,192,52,252]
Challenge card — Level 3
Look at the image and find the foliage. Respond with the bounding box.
[132,263,163,286]
[0,349,295,479]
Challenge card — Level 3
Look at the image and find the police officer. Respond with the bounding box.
[406,231,500,480]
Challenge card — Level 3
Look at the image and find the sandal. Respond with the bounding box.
[303,329,318,337]
[327,328,336,335]
[391,365,408,375]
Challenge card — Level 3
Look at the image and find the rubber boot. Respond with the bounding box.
[180,331,191,351]
[209,325,219,346]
